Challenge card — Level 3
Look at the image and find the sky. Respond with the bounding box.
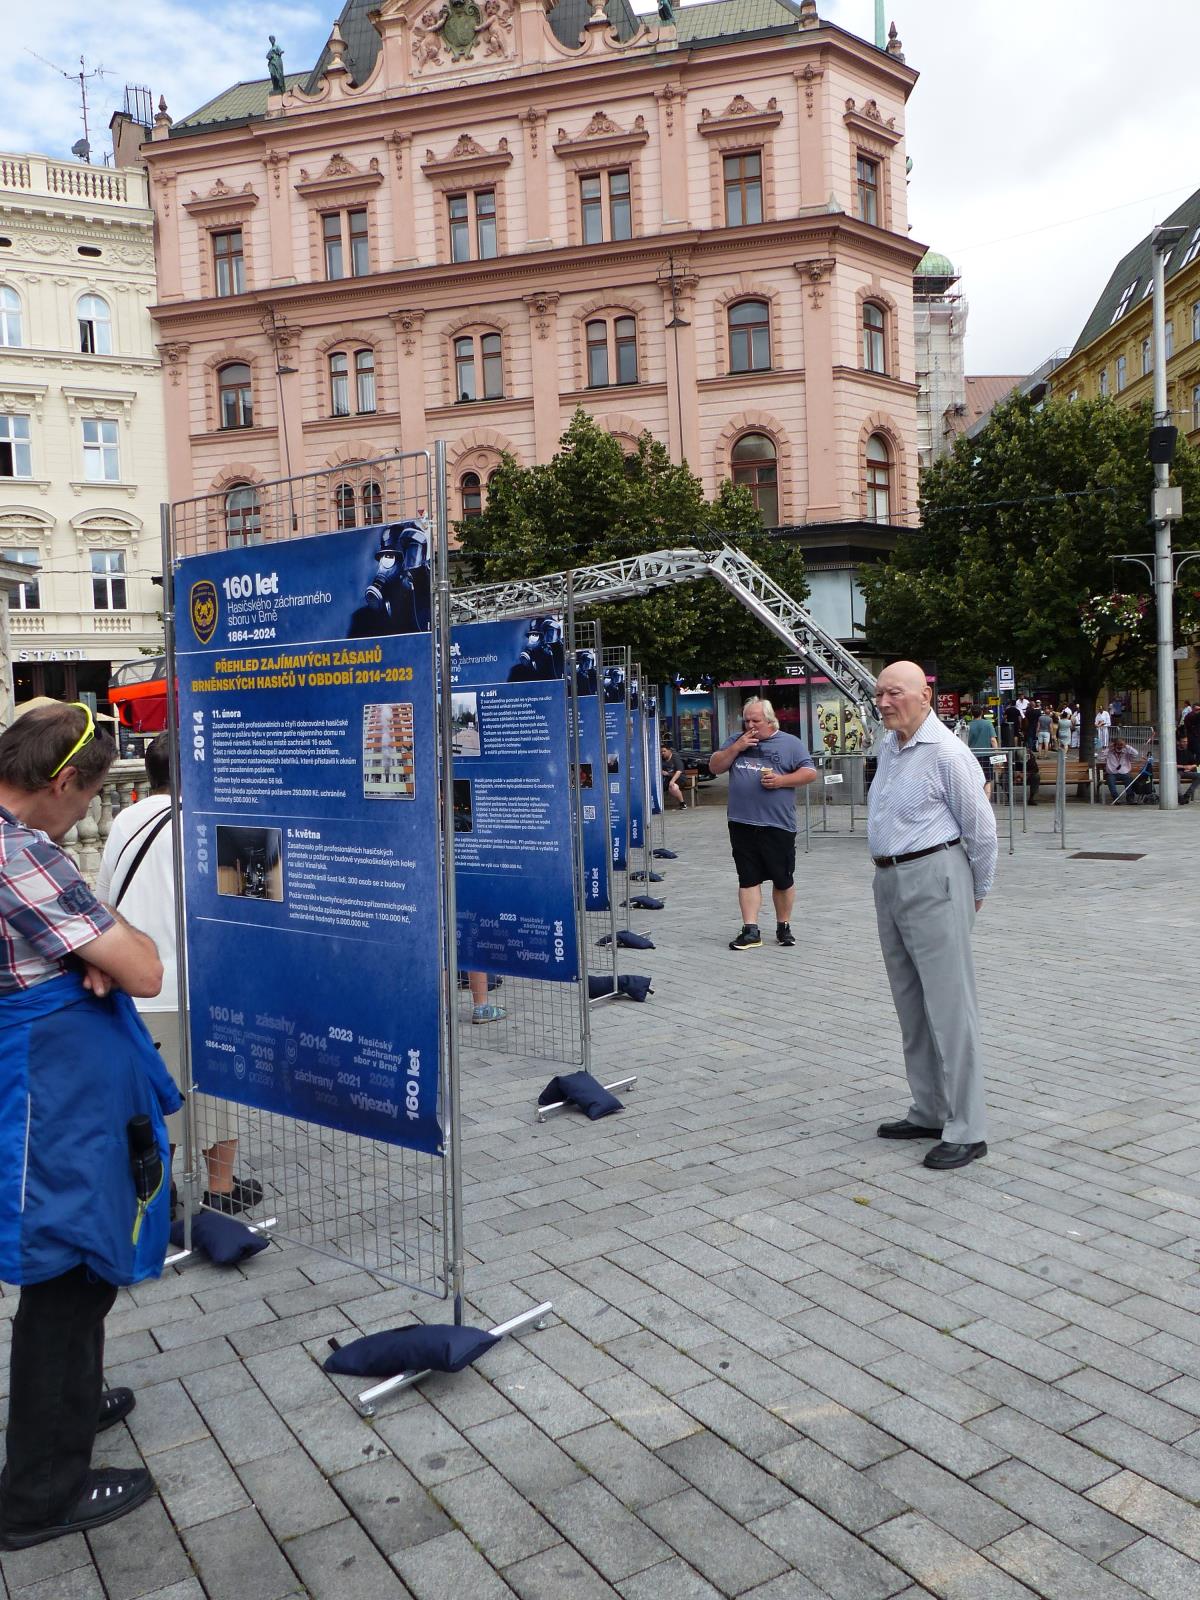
[7,0,1198,375]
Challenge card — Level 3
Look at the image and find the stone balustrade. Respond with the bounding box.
[62,758,150,885]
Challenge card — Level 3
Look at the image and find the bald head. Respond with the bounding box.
[874,660,933,742]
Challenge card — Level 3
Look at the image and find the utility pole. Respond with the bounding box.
[1150,223,1186,809]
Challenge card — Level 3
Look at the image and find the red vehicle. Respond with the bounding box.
[109,655,169,735]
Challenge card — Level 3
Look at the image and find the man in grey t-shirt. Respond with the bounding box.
[708,697,817,950]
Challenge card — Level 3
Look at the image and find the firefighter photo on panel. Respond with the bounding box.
[507,616,565,682]
[348,517,432,637]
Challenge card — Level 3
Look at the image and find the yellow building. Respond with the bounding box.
[1049,186,1200,445]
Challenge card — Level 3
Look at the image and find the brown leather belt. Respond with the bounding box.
[873,838,961,869]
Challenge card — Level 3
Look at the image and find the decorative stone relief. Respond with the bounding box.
[523,291,560,341]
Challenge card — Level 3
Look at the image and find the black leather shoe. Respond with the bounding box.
[0,1467,154,1549]
[96,1386,135,1432]
[877,1119,942,1140]
[923,1140,987,1170]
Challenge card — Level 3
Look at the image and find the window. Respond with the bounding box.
[1193,301,1200,342]
[580,170,632,244]
[330,352,350,417]
[1116,354,1127,391]
[0,414,31,478]
[218,362,253,429]
[82,418,119,482]
[78,294,111,354]
[361,480,382,524]
[731,433,778,525]
[323,209,369,280]
[865,433,891,522]
[1098,366,1110,397]
[856,156,880,225]
[213,230,244,296]
[728,300,771,373]
[224,484,261,546]
[334,483,357,530]
[1182,226,1200,267]
[6,549,39,610]
[1141,336,1153,376]
[454,331,503,402]
[0,286,21,347]
[91,549,126,610]
[862,302,886,373]
[723,153,763,228]
[355,349,376,413]
[1194,384,1200,431]
[586,315,638,388]
[1110,279,1138,325]
[1165,319,1174,360]
[448,190,497,263]
[1067,388,1079,403]
[461,472,483,518]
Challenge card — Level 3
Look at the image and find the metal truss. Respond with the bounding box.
[452,544,880,730]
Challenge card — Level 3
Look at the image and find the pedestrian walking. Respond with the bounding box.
[867,661,998,1172]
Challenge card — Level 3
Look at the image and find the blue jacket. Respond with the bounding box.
[0,973,182,1287]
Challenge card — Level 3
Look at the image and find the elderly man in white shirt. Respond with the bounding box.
[867,660,998,1171]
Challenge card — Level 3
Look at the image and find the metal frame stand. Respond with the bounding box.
[355,1301,555,1416]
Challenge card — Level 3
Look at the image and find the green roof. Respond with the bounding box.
[1071,184,1200,355]
[175,74,306,130]
[177,0,806,131]
[915,249,956,278]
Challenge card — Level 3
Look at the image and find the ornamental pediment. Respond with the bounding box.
[421,134,513,184]
[843,98,901,146]
[183,178,259,218]
[294,152,384,198]
[406,0,517,78]
[553,111,650,163]
[698,94,783,138]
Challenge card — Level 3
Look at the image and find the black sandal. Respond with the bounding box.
[96,1386,135,1432]
[0,1467,153,1549]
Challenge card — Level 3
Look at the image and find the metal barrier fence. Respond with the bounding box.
[165,449,458,1294]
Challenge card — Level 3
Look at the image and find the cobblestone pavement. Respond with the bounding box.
[3,793,1200,1599]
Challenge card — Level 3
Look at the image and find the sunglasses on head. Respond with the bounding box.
[49,702,96,779]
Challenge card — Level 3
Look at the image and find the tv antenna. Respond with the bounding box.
[24,51,109,162]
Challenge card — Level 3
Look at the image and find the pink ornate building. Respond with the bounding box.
[146,0,920,633]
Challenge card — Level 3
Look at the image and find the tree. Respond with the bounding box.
[454,410,810,684]
[858,394,1200,758]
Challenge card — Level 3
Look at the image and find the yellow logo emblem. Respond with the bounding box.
[190,580,219,645]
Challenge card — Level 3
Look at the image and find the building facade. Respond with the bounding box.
[913,249,965,470]
[145,0,922,641]
[0,151,166,705]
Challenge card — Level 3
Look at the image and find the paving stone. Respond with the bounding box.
[537,1478,671,1583]
[567,1422,687,1510]
[432,1464,559,1568]
[286,1396,394,1476]
[490,1360,607,1439]
[286,1517,411,1600]
[865,1397,1008,1479]
[389,1529,515,1600]
[1087,1468,1200,1561]
[582,1372,699,1448]
[616,1555,725,1599]
[750,1500,911,1600]
[181,1507,300,1600]
[780,1345,898,1413]
[0,1532,91,1593]
[504,1544,620,1600]
[673,1380,798,1459]
[85,1496,194,1600]
[1054,1367,1197,1443]
[238,1447,348,1543]
[736,1575,833,1600]
[772,1383,906,1469]
[465,1412,586,1501]
[197,1384,296,1464]
[983,1526,1145,1599]
[1069,1414,1200,1499]
[151,1437,252,1528]
[865,1354,996,1423]
[951,1319,1082,1383]
[761,1435,906,1534]
[955,1357,1097,1431]
[968,1406,1118,1492]
[13,1567,105,1600]
[863,1511,1043,1598]
[657,1430,792,1523]
[638,1487,787,1594]
[971,1459,1139,1561]
[1101,1534,1200,1599]
[864,1451,1021,1549]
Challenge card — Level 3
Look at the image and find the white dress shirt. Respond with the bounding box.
[867,710,999,899]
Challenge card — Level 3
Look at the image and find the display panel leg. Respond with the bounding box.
[354,1301,555,1417]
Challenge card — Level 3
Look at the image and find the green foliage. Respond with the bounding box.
[859,395,1200,703]
[454,410,809,682]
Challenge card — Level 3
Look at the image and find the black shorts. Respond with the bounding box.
[728,821,796,890]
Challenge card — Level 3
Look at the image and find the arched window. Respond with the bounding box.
[334,483,357,530]
[728,300,770,373]
[461,471,483,518]
[586,314,639,388]
[0,286,22,348]
[731,433,778,525]
[225,484,261,547]
[355,349,376,414]
[865,433,892,522]
[361,480,383,524]
[454,331,504,403]
[330,352,350,417]
[217,362,253,429]
[78,293,112,355]
[862,302,886,373]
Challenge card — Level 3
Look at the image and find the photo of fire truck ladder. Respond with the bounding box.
[451,543,882,735]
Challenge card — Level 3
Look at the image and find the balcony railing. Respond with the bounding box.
[0,153,148,209]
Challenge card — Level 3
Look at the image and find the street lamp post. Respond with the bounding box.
[1150,223,1186,809]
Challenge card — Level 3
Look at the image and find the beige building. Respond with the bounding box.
[0,149,166,707]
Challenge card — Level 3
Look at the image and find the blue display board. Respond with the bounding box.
[450,618,578,981]
[603,666,628,872]
[574,651,609,912]
[649,700,664,815]
[175,523,444,1154]
[628,677,645,853]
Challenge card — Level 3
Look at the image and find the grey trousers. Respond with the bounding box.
[873,843,988,1144]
